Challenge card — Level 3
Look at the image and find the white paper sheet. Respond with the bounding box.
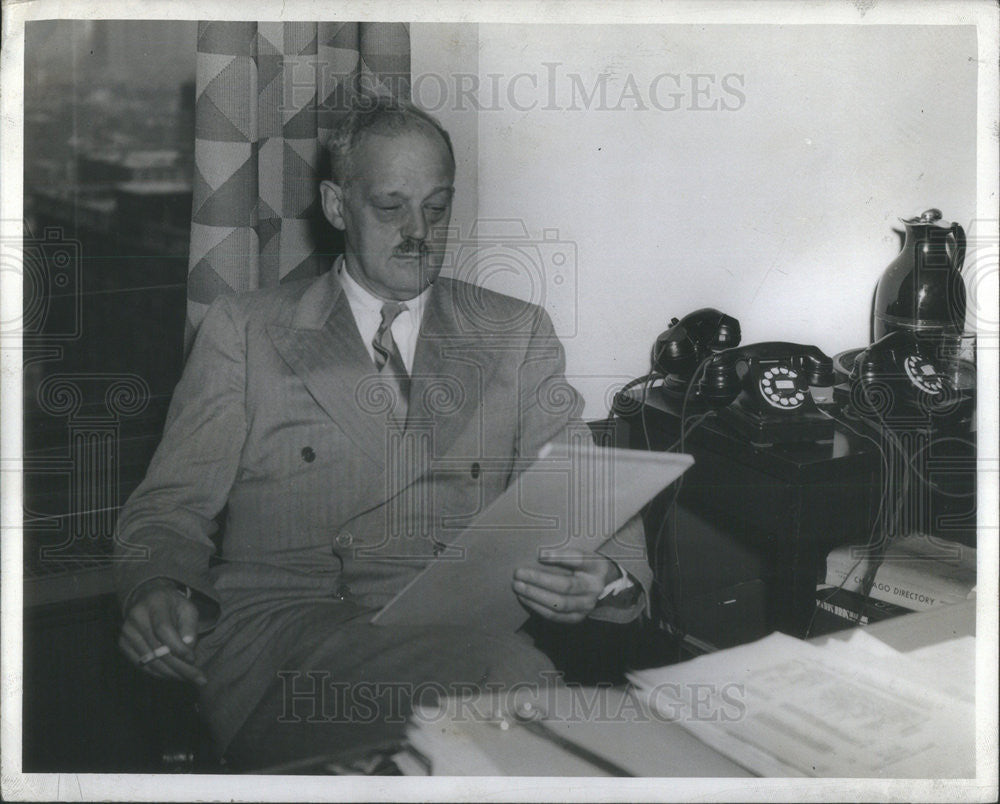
[373,439,692,630]
[630,630,975,778]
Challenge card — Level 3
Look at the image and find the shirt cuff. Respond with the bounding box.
[598,559,636,601]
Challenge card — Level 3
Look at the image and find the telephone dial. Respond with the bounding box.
[848,330,962,423]
[649,310,836,444]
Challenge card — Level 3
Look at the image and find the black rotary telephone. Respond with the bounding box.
[848,330,961,424]
[652,308,742,399]
[699,342,836,443]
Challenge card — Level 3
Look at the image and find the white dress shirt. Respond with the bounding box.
[337,256,431,373]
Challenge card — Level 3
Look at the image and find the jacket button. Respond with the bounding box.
[470,461,481,479]
[336,531,353,547]
[301,447,315,463]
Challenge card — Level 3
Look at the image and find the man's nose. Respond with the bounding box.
[401,206,428,241]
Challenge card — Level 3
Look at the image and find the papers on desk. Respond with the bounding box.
[629,628,975,778]
[399,623,975,778]
[840,629,976,706]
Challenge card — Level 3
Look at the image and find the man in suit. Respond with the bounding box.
[115,98,650,769]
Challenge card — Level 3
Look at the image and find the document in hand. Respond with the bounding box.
[372,437,693,631]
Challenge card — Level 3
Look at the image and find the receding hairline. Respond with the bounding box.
[354,122,454,173]
[328,106,456,186]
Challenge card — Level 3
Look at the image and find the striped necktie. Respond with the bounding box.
[373,301,410,422]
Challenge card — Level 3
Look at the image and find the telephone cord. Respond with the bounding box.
[806,406,910,635]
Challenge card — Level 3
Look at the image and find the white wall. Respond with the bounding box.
[413,23,978,419]
[411,23,479,280]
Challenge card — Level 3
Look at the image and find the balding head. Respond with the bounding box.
[326,96,455,187]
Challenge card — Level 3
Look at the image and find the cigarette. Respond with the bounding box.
[139,645,171,666]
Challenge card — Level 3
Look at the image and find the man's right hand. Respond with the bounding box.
[119,578,207,686]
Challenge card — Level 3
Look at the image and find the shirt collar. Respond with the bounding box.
[335,255,432,322]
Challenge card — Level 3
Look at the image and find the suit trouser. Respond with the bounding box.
[223,609,557,771]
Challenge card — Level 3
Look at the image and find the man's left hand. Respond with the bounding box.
[512,548,618,623]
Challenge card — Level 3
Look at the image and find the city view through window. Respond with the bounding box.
[23,21,198,588]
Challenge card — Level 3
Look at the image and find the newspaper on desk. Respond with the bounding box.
[629,628,975,778]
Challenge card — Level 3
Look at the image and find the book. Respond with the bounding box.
[814,585,914,627]
[824,534,975,611]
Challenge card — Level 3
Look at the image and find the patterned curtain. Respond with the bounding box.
[186,21,411,346]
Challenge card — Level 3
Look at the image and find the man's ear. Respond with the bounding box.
[319,181,347,230]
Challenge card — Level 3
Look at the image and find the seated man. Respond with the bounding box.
[114,97,650,770]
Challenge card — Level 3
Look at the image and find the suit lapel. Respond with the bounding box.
[266,272,389,466]
[267,274,493,511]
[409,279,494,461]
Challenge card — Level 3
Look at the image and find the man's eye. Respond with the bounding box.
[425,206,447,216]
[376,205,401,212]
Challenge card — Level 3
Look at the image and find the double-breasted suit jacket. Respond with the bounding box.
[114,268,651,751]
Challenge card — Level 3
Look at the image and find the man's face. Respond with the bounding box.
[321,126,455,301]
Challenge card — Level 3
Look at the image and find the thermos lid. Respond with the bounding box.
[899,208,952,227]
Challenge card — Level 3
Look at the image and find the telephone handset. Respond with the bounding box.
[849,330,956,422]
[698,342,836,443]
[653,308,741,399]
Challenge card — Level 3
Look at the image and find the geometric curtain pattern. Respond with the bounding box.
[186,21,411,347]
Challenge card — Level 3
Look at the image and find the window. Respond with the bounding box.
[23,21,197,598]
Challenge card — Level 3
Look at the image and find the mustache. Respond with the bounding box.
[394,239,429,257]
